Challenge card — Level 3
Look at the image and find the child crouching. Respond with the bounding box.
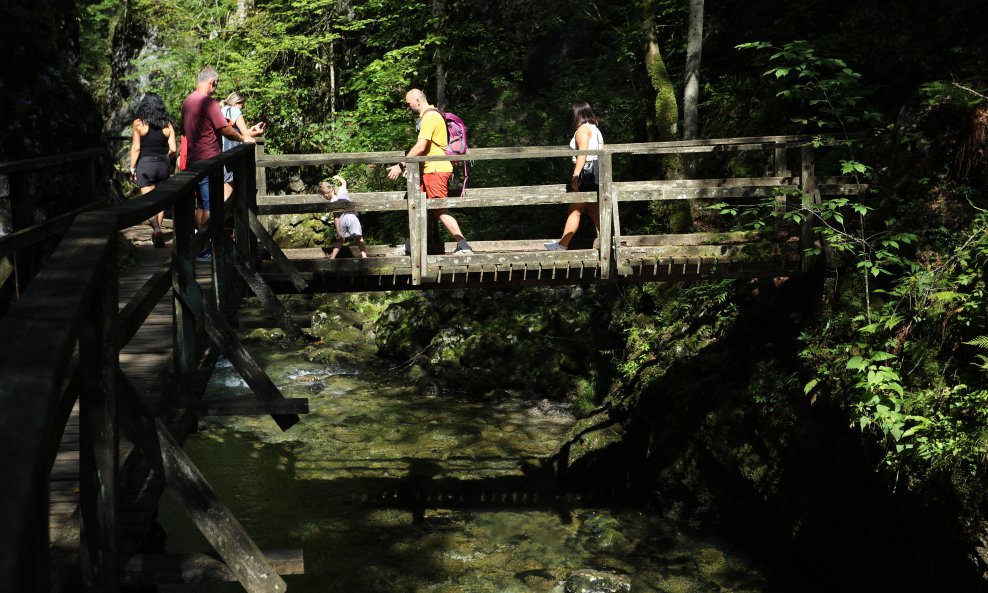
[318,175,368,259]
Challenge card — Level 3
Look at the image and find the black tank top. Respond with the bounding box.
[140,124,168,158]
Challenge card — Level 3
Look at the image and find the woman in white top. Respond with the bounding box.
[545,101,603,251]
[220,91,266,201]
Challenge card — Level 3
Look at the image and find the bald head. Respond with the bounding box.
[404,89,429,115]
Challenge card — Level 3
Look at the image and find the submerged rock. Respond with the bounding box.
[564,569,631,593]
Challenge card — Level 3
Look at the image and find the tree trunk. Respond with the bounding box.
[433,0,447,109]
[642,0,689,231]
[232,0,253,27]
[682,0,703,143]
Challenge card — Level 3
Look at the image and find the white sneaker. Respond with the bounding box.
[454,240,473,254]
[544,241,566,251]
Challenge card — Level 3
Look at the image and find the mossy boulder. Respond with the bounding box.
[373,286,622,404]
[271,214,333,249]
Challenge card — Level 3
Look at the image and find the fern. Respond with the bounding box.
[965,336,988,349]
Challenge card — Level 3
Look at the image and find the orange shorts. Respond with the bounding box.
[421,172,451,199]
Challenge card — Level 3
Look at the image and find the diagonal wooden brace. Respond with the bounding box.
[116,372,287,593]
[247,210,308,292]
[214,235,311,342]
[173,265,301,431]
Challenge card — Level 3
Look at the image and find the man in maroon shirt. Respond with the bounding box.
[181,66,260,257]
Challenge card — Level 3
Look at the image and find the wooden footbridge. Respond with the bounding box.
[0,135,863,592]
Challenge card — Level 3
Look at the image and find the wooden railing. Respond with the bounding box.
[254,135,865,289]
[0,144,303,593]
[0,148,105,297]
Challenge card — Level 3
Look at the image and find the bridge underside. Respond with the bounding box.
[259,239,802,293]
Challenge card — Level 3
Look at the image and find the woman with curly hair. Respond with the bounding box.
[129,92,177,247]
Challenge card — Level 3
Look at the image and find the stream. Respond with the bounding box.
[157,297,789,593]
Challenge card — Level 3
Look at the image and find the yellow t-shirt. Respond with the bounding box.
[418,109,453,174]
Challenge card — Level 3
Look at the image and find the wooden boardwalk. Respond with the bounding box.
[48,223,183,582]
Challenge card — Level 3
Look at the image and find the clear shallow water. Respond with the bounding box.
[158,340,785,593]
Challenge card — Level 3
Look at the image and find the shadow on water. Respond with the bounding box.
[158,429,662,593]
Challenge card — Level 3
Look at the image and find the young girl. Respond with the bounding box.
[319,175,368,259]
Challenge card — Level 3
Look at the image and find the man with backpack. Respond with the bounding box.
[387,88,473,254]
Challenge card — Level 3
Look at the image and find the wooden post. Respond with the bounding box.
[254,141,269,231]
[405,165,423,285]
[8,170,34,296]
[79,239,119,592]
[84,156,98,207]
[207,168,228,317]
[800,145,816,272]
[172,185,199,381]
[774,144,789,233]
[232,154,251,301]
[598,153,613,280]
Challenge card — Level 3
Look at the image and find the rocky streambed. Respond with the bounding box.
[156,290,792,593]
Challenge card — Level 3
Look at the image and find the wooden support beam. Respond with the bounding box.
[247,209,308,292]
[406,166,423,285]
[79,239,120,592]
[598,153,613,280]
[191,398,309,417]
[116,370,288,593]
[121,549,303,585]
[217,236,309,342]
[157,416,286,593]
[175,263,300,431]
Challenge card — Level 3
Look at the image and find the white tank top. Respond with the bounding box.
[570,123,603,166]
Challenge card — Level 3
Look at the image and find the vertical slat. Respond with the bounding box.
[243,146,259,262]
[8,171,34,296]
[84,156,98,207]
[598,153,613,280]
[207,169,228,318]
[79,240,119,592]
[405,165,422,285]
[233,156,250,266]
[800,146,816,273]
[774,144,789,232]
[254,141,269,231]
[172,188,199,380]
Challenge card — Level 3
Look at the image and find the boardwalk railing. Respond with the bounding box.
[0,144,303,593]
[255,135,865,291]
[0,148,105,297]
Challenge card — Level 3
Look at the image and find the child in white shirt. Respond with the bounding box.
[318,175,368,259]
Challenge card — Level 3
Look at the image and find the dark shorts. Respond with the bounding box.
[136,155,171,188]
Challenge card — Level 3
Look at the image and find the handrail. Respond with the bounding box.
[0,147,107,298]
[0,148,103,174]
[253,134,834,167]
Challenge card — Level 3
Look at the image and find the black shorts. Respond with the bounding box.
[136,155,171,188]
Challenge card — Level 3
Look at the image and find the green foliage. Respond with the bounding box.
[802,215,988,477]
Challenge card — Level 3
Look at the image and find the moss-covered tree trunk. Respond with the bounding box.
[642,0,690,232]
